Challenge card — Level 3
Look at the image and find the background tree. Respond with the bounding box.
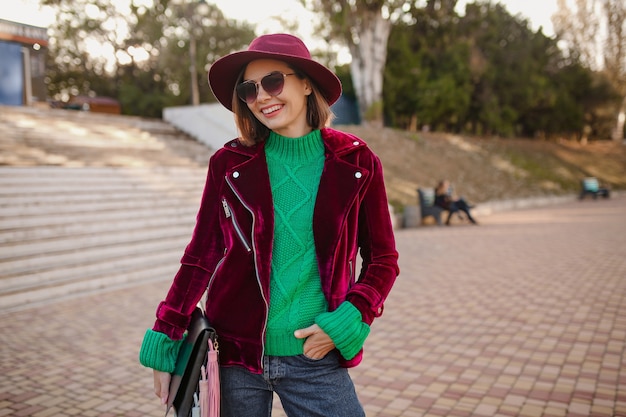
[43,0,127,101]
[301,0,412,127]
[603,0,626,140]
[383,0,616,140]
[460,3,558,137]
[40,0,621,140]
[384,1,471,131]
[43,0,254,117]
[553,0,626,140]
[122,0,255,116]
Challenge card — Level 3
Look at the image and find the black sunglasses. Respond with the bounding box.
[236,71,295,104]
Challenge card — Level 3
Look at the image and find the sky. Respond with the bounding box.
[2,0,558,37]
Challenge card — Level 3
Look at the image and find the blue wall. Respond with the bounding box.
[0,41,24,106]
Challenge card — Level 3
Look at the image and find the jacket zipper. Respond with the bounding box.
[206,250,227,295]
[222,198,252,253]
[225,176,269,368]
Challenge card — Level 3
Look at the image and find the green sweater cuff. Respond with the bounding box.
[316,301,370,360]
[138,329,186,373]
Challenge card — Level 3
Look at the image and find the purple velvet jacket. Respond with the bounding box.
[152,127,399,373]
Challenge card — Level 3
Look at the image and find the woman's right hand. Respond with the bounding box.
[153,370,171,406]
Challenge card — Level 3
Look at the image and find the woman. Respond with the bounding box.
[139,33,399,417]
[434,179,477,225]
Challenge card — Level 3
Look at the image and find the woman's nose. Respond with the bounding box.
[256,84,271,102]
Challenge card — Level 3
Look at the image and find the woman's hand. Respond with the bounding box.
[153,370,171,406]
[294,324,335,359]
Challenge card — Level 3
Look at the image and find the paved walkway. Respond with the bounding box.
[1,196,625,417]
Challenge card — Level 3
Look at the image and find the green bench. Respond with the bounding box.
[579,177,610,200]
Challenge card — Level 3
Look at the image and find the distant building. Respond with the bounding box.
[61,95,122,115]
[331,95,361,126]
[0,19,48,106]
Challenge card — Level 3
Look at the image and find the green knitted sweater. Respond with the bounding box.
[138,130,369,373]
[264,130,369,360]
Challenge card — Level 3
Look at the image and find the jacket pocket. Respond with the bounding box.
[222,198,252,252]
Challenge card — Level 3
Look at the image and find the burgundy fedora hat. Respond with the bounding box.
[208,33,342,111]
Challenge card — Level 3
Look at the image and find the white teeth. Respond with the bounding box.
[262,105,282,114]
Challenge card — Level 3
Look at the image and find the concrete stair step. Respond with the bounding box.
[0,258,181,312]
[0,244,182,295]
[0,192,197,215]
[0,214,194,245]
[0,177,201,192]
[0,204,197,230]
[0,168,203,189]
[0,194,197,219]
[0,223,191,261]
[0,105,213,167]
[0,106,214,312]
[0,165,204,180]
[0,234,190,278]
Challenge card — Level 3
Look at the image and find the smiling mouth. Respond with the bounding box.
[262,104,283,115]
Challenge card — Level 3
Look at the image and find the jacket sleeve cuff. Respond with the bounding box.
[138,329,186,373]
[316,301,370,360]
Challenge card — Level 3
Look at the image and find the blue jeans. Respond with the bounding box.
[220,351,365,417]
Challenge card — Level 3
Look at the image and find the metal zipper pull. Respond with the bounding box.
[222,198,231,218]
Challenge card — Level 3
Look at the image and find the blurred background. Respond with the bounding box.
[2,0,625,141]
[1,2,625,416]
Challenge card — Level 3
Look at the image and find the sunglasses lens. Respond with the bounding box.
[236,82,257,103]
[236,72,287,103]
[260,72,285,96]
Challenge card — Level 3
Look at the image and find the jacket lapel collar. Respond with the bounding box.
[314,135,369,281]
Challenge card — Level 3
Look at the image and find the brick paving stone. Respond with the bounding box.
[0,196,625,416]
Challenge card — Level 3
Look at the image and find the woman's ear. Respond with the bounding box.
[304,79,312,96]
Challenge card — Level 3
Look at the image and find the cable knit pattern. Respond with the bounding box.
[264,130,328,356]
[139,329,186,373]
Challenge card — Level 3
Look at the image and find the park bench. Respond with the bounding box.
[579,177,610,200]
[417,188,444,225]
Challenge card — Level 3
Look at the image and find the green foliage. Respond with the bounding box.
[41,0,621,139]
[334,64,355,100]
[43,0,255,116]
[383,0,620,140]
[114,64,178,118]
[384,3,474,131]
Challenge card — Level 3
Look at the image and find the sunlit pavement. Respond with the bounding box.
[1,196,625,417]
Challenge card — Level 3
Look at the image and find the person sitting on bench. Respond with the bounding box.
[579,177,610,200]
[435,179,478,225]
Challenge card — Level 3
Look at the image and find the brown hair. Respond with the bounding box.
[232,66,334,146]
[435,179,451,196]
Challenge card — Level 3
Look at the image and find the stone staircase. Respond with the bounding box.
[0,106,213,312]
